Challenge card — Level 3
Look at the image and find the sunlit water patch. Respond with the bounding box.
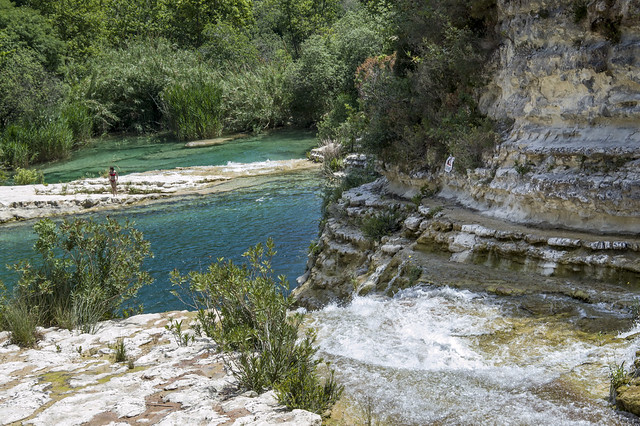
[0,171,323,313]
[37,129,315,183]
[309,286,640,425]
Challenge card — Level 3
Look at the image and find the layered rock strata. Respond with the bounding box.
[294,177,640,311]
[434,0,640,234]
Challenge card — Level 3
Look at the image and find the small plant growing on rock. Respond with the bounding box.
[166,318,194,346]
[114,338,127,363]
[514,160,533,176]
[425,205,444,219]
[609,361,629,404]
[0,298,41,347]
[360,207,403,241]
[13,167,44,185]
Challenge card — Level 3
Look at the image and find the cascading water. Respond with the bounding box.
[308,286,640,425]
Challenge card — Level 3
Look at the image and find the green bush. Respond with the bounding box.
[0,134,32,169]
[170,239,343,414]
[0,298,40,347]
[0,116,74,168]
[162,79,224,141]
[13,167,44,185]
[360,208,403,240]
[81,39,206,133]
[355,2,499,173]
[5,217,153,334]
[60,101,93,144]
[31,117,74,162]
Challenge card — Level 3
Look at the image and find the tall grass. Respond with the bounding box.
[60,101,93,145]
[0,116,74,168]
[0,300,40,347]
[218,62,292,133]
[161,79,223,141]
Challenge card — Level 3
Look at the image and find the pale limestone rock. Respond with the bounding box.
[0,312,321,426]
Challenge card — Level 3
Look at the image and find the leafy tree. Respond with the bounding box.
[4,217,153,335]
[254,0,341,57]
[354,0,499,172]
[158,0,253,47]
[287,35,340,125]
[0,0,65,71]
[200,21,259,68]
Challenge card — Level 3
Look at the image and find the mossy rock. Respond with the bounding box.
[616,384,640,416]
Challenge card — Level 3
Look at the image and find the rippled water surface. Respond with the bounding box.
[309,287,640,425]
[0,171,322,312]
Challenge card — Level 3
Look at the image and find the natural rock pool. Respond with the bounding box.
[2,130,639,424]
[0,130,323,312]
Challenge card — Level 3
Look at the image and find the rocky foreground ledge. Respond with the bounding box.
[0,160,320,224]
[0,311,320,425]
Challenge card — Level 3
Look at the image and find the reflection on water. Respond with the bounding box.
[0,171,323,313]
[310,287,639,425]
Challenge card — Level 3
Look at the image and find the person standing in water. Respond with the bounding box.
[109,166,118,196]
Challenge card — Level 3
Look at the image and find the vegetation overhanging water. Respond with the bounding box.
[0,130,322,313]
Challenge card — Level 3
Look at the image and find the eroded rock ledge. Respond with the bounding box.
[294,177,640,311]
[0,311,320,425]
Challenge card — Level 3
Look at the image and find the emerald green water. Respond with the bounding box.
[0,130,322,312]
[0,171,322,313]
[38,129,315,183]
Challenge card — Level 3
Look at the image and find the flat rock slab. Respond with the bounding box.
[184,134,248,148]
[0,311,321,426]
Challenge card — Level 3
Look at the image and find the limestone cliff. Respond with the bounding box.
[294,0,640,308]
[438,0,640,234]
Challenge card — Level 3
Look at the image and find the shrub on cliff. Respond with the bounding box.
[170,239,343,415]
[1,217,153,341]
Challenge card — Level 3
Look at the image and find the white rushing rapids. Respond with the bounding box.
[308,286,640,425]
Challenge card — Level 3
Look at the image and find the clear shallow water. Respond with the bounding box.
[37,129,315,183]
[0,171,323,313]
[309,287,640,425]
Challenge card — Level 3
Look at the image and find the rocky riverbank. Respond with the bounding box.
[0,311,321,426]
[0,160,320,224]
[294,175,640,318]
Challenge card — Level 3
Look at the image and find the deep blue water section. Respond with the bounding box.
[0,171,323,313]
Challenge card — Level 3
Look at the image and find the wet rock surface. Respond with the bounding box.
[0,311,321,425]
[294,177,640,314]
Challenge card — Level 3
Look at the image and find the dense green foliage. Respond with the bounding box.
[170,239,343,414]
[0,218,153,343]
[350,0,499,172]
[1,0,502,179]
